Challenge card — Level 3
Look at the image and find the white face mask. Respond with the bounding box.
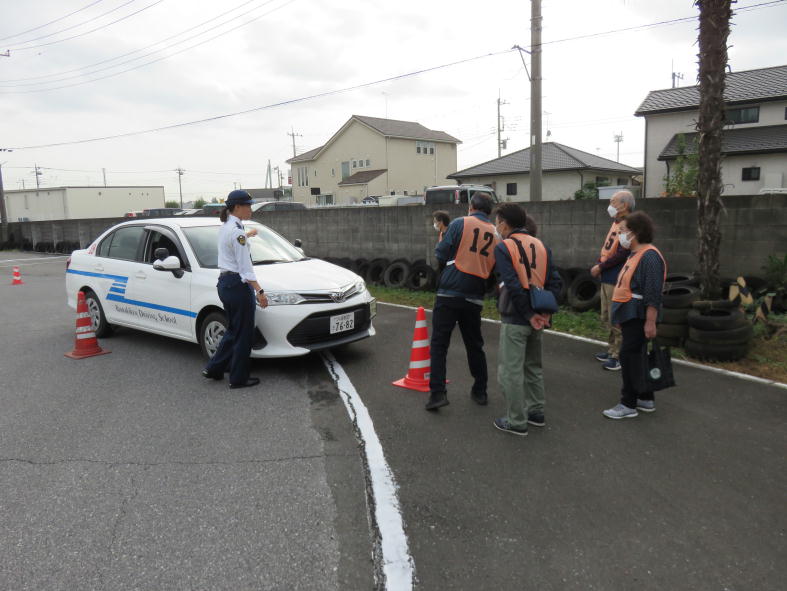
[433,223,440,231]
[619,231,632,248]
[607,204,618,218]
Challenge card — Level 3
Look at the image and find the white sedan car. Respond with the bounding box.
[65,218,376,358]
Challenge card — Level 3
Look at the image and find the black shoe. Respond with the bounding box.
[471,390,488,406]
[425,391,449,411]
[229,377,260,389]
[202,368,224,380]
[527,412,545,427]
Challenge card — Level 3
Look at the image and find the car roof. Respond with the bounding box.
[115,217,223,229]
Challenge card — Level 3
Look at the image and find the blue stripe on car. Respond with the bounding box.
[68,268,196,318]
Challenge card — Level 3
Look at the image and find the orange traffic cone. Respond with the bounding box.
[392,306,434,392]
[65,291,111,359]
[11,266,24,285]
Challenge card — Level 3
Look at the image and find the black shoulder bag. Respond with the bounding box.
[633,340,676,394]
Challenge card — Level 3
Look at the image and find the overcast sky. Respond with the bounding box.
[1,0,785,203]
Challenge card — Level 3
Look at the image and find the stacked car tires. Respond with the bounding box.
[685,302,753,362]
[656,274,702,347]
[325,257,437,292]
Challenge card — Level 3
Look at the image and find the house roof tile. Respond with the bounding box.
[635,64,787,115]
[353,115,460,143]
[450,142,641,178]
[658,124,787,159]
[337,168,387,186]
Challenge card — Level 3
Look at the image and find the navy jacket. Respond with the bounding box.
[494,229,563,325]
[435,212,495,300]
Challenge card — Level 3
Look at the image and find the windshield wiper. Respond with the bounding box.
[252,259,289,265]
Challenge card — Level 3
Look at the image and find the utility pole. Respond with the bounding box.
[175,167,185,207]
[287,127,302,158]
[265,159,273,189]
[273,166,282,190]
[529,0,543,202]
[0,161,7,235]
[614,131,624,162]
[497,93,509,158]
[102,168,107,187]
[33,163,42,189]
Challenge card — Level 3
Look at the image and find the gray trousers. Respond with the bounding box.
[497,322,545,430]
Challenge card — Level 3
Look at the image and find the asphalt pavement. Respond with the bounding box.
[1,251,785,590]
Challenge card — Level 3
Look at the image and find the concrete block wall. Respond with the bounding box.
[4,194,785,277]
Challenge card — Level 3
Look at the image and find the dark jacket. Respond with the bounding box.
[611,248,666,324]
[598,243,630,285]
[435,211,495,300]
[494,229,563,325]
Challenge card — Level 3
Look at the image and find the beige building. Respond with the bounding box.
[286,115,459,206]
[635,64,787,197]
[449,142,640,201]
[5,186,165,221]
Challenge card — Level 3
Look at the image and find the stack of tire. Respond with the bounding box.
[685,301,753,362]
[656,274,702,347]
[562,268,600,312]
[326,257,438,292]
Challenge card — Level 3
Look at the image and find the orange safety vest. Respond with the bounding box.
[452,216,498,279]
[504,233,548,289]
[612,245,667,303]
[599,219,623,262]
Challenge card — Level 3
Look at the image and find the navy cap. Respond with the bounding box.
[225,189,253,207]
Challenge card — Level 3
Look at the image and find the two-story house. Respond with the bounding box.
[635,64,787,197]
[286,115,460,206]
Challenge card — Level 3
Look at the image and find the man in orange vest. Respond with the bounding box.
[590,190,634,371]
[426,192,498,411]
[492,204,563,436]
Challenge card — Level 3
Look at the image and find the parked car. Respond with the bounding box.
[251,201,307,213]
[124,211,144,218]
[65,218,376,359]
[201,203,225,216]
[424,184,499,205]
[377,195,425,207]
[141,207,183,217]
[173,208,202,216]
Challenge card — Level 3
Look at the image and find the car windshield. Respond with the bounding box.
[182,222,305,268]
[425,189,455,203]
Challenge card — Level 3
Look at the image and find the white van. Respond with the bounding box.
[424,184,498,206]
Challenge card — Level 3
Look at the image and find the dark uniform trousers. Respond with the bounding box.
[429,296,487,396]
[205,273,256,385]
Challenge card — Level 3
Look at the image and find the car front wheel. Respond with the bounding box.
[84,290,113,338]
[200,311,227,359]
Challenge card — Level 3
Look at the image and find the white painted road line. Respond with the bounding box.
[0,256,70,263]
[379,301,787,391]
[321,351,414,590]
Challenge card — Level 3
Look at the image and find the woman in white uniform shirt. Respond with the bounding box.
[202,190,268,389]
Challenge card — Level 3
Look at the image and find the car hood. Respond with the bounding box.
[254,258,362,292]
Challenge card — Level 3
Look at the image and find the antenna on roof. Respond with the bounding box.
[671,59,684,88]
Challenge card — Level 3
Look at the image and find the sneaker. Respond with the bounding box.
[202,368,223,381]
[493,418,528,436]
[471,390,488,406]
[527,412,545,427]
[595,352,611,362]
[636,399,656,413]
[602,358,621,371]
[602,403,638,420]
[425,391,449,411]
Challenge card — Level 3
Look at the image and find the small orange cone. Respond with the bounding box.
[393,306,434,392]
[65,291,110,359]
[11,266,24,285]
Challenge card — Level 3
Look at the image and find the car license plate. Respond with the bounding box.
[330,312,354,334]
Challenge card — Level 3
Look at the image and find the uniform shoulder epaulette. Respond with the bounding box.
[235,222,242,230]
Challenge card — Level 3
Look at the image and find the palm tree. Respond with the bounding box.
[695,0,734,298]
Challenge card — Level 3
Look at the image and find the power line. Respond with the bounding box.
[7,0,165,52]
[0,0,264,84]
[7,48,515,150]
[0,0,295,93]
[0,0,108,43]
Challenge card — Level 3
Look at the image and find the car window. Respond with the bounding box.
[425,189,454,204]
[182,223,304,268]
[144,229,181,264]
[106,226,145,261]
[96,234,113,257]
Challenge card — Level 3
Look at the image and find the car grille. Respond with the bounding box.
[287,304,371,347]
[252,328,267,350]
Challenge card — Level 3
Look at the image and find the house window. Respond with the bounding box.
[353,160,357,168]
[617,178,628,186]
[316,194,334,206]
[314,169,317,176]
[365,159,370,166]
[331,168,335,177]
[784,106,787,120]
[742,167,760,181]
[595,176,610,186]
[726,106,759,124]
[416,140,435,154]
[506,183,517,196]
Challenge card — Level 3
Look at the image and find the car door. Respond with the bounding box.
[98,225,149,328]
[125,225,194,339]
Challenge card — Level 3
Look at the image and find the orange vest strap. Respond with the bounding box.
[600,219,622,262]
[504,234,548,290]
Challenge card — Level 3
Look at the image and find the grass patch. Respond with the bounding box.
[368,285,787,385]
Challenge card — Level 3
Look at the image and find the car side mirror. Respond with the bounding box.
[153,255,184,278]
[293,238,302,248]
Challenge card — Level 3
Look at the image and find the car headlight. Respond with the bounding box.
[264,292,306,306]
[355,280,366,294]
